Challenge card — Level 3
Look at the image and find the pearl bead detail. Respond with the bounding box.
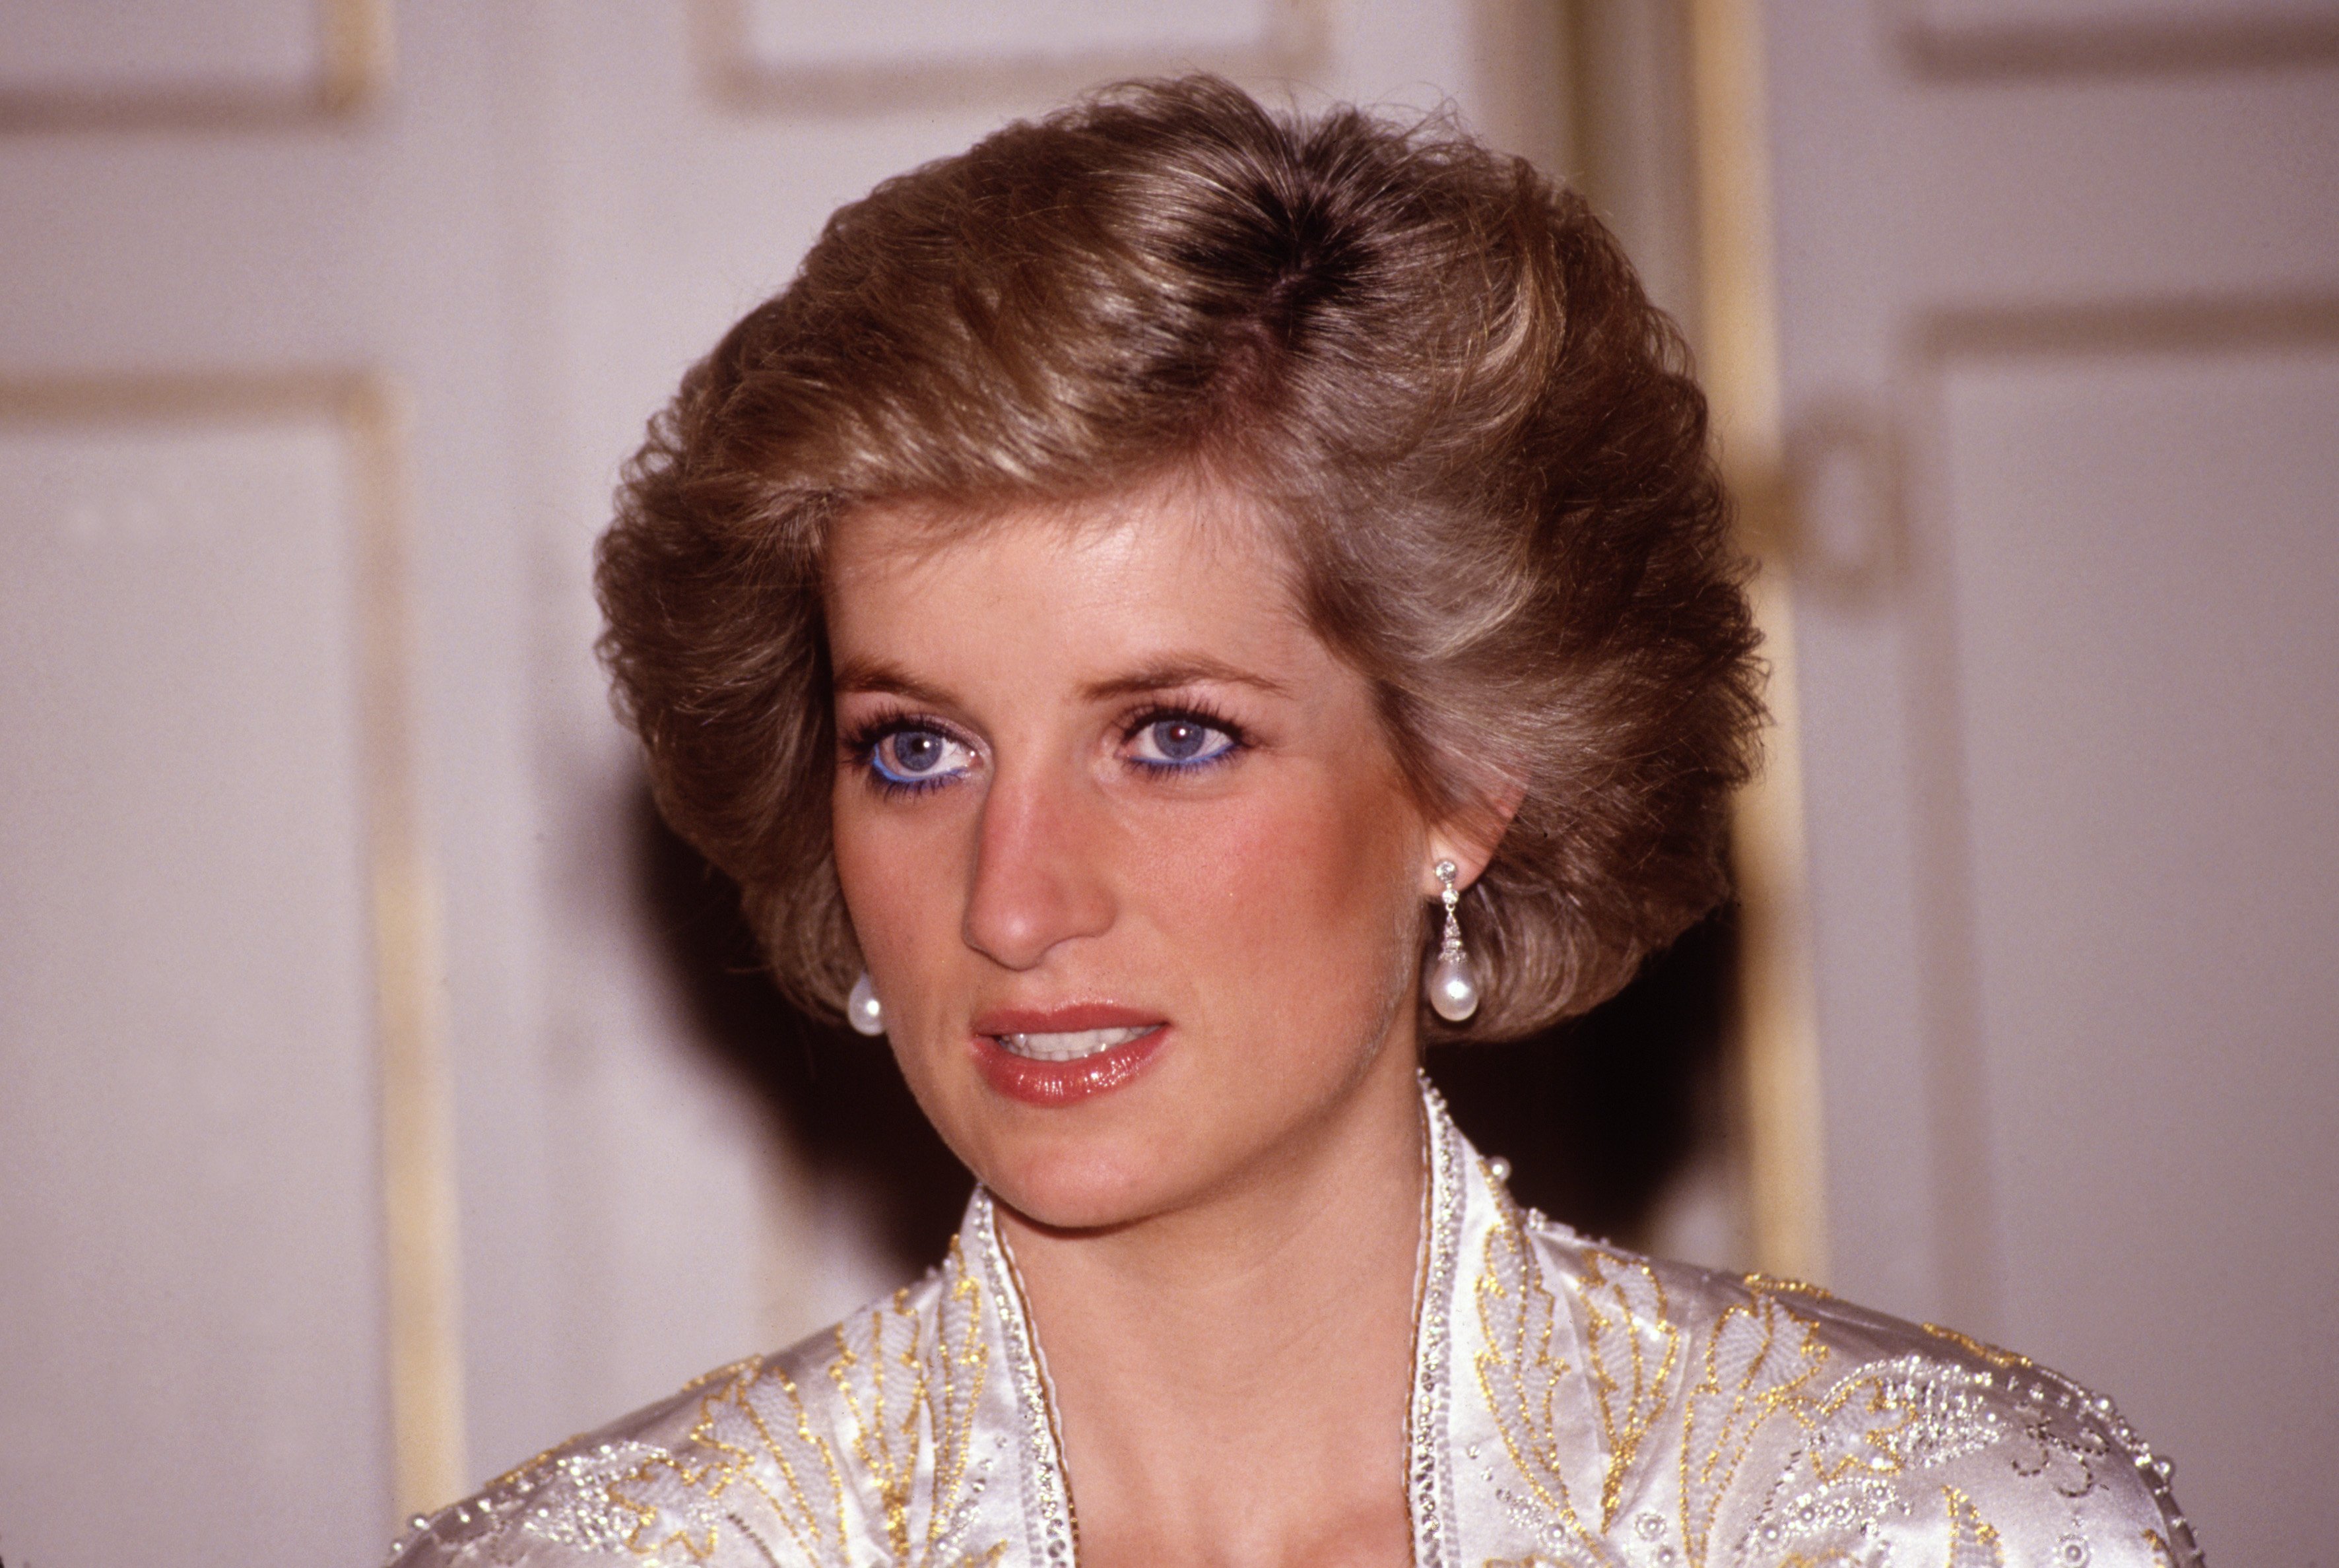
[1426,859,1481,1022]
[1430,953,1480,1022]
[847,971,886,1036]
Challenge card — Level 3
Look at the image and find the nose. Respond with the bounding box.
[961,758,1115,971]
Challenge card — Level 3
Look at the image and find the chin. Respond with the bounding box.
[913,1020,1199,1229]
[956,1084,1224,1236]
[967,1075,1323,1236]
[976,1130,1183,1233]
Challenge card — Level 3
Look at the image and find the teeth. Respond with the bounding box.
[997,1026,1154,1061]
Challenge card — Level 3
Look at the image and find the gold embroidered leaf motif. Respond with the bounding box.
[832,1286,931,1564]
[698,1362,851,1565]
[1738,1357,2010,1553]
[1472,1202,1575,1523]
[602,1358,849,1567]
[919,1257,991,1563]
[611,1450,733,1564]
[1472,1201,1626,1566]
[1942,1486,2006,1568]
[681,1352,764,1394]
[1573,1249,1681,1530]
[825,1239,992,1568]
[1678,1293,1828,1568]
[594,1348,861,1568]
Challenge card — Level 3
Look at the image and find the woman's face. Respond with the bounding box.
[825,486,1438,1230]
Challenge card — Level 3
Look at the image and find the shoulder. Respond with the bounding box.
[1493,1206,2201,1563]
[384,1257,977,1568]
[381,1354,743,1567]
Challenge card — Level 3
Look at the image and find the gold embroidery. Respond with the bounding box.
[1678,1292,1828,1568]
[615,1448,734,1562]
[1919,1323,2033,1371]
[603,1359,851,1564]
[702,1361,851,1563]
[585,1241,991,1567]
[682,1352,763,1392]
[1472,1196,1631,1564]
[1574,1249,1681,1529]
[468,1354,840,1568]
[412,1097,2197,1565]
[1800,1368,1907,1487]
[831,1290,926,1560]
[1468,1198,1637,1563]
[922,1253,992,1561]
[570,1357,856,1563]
[827,1238,993,1567]
[1474,1201,1579,1524]
[1744,1272,1834,1300]
[1942,1486,2006,1567]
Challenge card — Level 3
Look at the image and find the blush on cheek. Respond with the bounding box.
[830,787,973,1016]
[1148,769,1419,1040]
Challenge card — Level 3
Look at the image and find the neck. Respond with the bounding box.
[993,1038,1427,1567]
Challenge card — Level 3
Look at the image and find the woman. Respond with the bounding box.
[393,78,2196,1567]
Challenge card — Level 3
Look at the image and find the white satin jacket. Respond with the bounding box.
[388,1084,2200,1567]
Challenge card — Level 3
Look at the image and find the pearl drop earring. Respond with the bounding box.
[847,971,886,1036]
[1426,859,1480,1023]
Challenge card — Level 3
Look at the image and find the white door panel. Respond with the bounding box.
[0,405,392,1563]
[1770,0,2339,1555]
[1939,336,2339,1526]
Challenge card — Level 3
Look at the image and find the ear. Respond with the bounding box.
[1419,778,1527,896]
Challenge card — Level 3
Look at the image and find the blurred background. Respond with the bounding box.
[1,1,2333,1562]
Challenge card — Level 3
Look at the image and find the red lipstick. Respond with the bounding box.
[969,1003,1169,1107]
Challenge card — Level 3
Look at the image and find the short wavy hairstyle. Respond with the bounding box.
[597,75,1763,1041]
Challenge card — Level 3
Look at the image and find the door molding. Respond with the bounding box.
[692,0,1332,117]
[0,370,465,1518]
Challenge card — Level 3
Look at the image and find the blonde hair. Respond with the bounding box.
[597,76,1763,1039]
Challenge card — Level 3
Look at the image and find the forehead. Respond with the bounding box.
[822,485,1329,684]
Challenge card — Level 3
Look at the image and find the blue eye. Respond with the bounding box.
[1128,715,1237,769]
[870,727,973,788]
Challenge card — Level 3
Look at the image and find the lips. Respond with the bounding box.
[969,1004,1168,1106]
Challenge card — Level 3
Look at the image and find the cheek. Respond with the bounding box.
[830,783,969,974]
[1142,768,1421,1031]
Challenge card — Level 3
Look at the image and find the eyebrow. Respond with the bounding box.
[830,657,958,708]
[1079,657,1294,703]
[831,654,1294,706]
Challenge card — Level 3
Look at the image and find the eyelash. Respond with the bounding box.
[841,711,970,800]
[840,701,1249,799]
[1118,702,1248,775]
